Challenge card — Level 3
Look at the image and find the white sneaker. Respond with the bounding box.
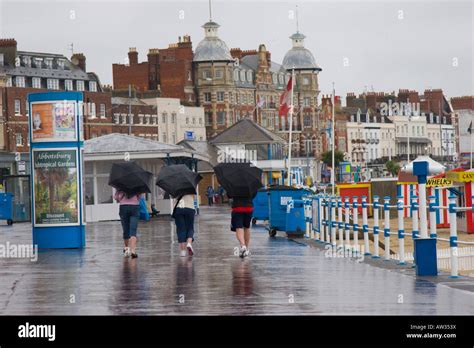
[186,243,194,256]
[180,250,187,257]
[239,245,248,258]
[244,249,250,257]
[123,247,131,257]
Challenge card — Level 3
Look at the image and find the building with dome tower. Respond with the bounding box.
[281,27,323,161]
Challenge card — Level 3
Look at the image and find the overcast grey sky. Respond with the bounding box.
[0,0,472,100]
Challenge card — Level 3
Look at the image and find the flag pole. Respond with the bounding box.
[331,82,335,196]
[287,68,295,186]
[470,118,473,170]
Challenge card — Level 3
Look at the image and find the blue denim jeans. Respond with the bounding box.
[174,208,195,243]
[119,205,140,240]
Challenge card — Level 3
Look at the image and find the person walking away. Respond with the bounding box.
[173,194,196,257]
[218,185,225,204]
[231,195,254,258]
[115,190,142,258]
[206,186,214,206]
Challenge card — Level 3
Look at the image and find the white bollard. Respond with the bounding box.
[448,195,459,278]
[429,195,437,239]
[397,195,406,265]
[317,196,322,241]
[326,196,331,243]
[353,196,359,253]
[372,196,380,258]
[362,196,370,255]
[331,198,337,247]
[305,200,311,239]
[344,197,351,250]
[338,197,344,249]
[384,196,391,261]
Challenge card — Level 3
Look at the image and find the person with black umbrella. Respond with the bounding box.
[214,163,263,258]
[109,161,152,259]
[156,164,202,257]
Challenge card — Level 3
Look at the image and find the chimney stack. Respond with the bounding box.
[71,53,86,71]
[128,47,138,65]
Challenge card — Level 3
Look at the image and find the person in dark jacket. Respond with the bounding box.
[230,195,254,258]
[206,186,215,206]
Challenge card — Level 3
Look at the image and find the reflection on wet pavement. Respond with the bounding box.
[0,206,473,315]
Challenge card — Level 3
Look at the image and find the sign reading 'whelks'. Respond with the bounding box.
[426,178,453,187]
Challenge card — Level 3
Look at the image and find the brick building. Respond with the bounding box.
[112,14,324,159]
[112,35,195,104]
[0,38,113,174]
[451,95,474,164]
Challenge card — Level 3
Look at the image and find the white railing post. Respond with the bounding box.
[321,196,327,243]
[331,197,337,247]
[429,195,437,239]
[418,182,428,239]
[353,196,359,253]
[338,197,344,249]
[397,195,406,265]
[411,196,419,267]
[384,196,391,261]
[362,196,370,255]
[344,197,351,250]
[316,196,322,241]
[372,195,380,258]
[448,194,459,278]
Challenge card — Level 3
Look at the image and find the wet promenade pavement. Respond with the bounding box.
[0,206,473,315]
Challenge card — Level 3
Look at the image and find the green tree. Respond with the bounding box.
[320,150,345,168]
[385,160,400,177]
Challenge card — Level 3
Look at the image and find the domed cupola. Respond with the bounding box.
[281,31,321,71]
[193,20,233,62]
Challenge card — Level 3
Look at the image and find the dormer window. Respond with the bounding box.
[22,56,31,67]
[45,58,53,69]
[58,59,65,69]
[34,57,43,68]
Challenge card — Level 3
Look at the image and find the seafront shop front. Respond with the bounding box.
[83,133,209,222]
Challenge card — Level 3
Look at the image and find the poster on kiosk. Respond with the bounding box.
[28,92,86,249]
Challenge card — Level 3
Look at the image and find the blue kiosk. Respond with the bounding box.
[28,92,86,249]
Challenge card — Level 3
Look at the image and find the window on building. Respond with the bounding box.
[204,92,211,103]
[205,112,212,126]
[192,117,196,125]
[162,133,167,143]
[89,103,96,118]
[303,97,310,107]
[14,99,21,115]
[302,77,310,85]
[25,101,29,115]
[203,70,211,79]
[171,113,176,123]
[129,113,134,124]
[214,69,223,78]
[47,78,59,90]
[217,91,225,102]
[138,114,144,124]
[45,58,53,69]
[89,81,97,92]
[16,133,23,146]
[145,115,150,125]
[63,79,73,91]
[172,133,176,144]
[217,111,225,125]
[121,114,127,124]
[262,113,267,127]
[76,80,85,91]
[99,103,106,118]
[186,117,189,124]
[32,77,41,89]
[15,76,25,88]
[187,71,192,81]
[152,115,157,125]
[162,113,167,123]
[246,70,252,82]
[113,113,120,124]
[304,114,311,127]
[233,70,239,81]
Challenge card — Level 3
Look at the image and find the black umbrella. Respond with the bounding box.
[156,164,203,198]
[108,161,153,195]
[214,162,263,198]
